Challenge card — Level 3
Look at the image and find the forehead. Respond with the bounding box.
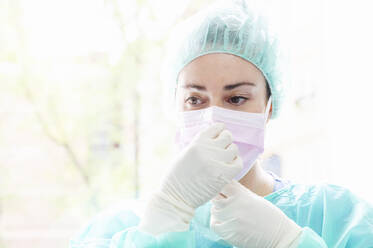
[177,53,266,89]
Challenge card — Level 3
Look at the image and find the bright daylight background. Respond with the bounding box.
[1,0,373,247]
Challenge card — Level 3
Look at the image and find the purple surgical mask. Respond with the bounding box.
[176,97,271,180]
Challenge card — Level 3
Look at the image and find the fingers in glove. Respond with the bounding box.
[198,122,225,140]
[210,216,239,236]
[210,182,244,210]
[211,194,231,209]
[207,155,243,185]
[203,142,239,165]
[219,180,244,198]
[212,129,233,149]
[221,155,243,177]
[202,144,238,163]
[225,143,238,156]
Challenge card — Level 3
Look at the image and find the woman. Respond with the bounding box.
[70,0,373,247]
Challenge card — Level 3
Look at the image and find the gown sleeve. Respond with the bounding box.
[68,206,199,248]
[69,201,218,248]
[70,184,373,248]
[294,227,328,247]
[290,184,373,248]
[319,184,373,247]
[109,227,196,248]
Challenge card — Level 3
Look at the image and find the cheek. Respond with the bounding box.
[232,95,267,113]
[248,88,268,112]
[240,103,262,113]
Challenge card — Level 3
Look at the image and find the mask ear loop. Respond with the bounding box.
[264,96,272,122]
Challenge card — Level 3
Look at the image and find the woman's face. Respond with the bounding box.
[176,53,272,118]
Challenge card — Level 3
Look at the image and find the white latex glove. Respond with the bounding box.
[210,180,302,248]
[139,123,243,235]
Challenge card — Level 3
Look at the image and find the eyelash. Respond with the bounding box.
[185,96,204,105]
[185,95,249,106]
[227,96,248,105]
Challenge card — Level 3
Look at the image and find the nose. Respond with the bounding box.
[209,97,224,108]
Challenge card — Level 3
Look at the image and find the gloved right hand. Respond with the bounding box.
[210,181,302,248]
[138,123,243,236]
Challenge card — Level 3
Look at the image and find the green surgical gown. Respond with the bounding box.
[70,184,373,247]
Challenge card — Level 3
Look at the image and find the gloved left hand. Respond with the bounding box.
[139,123,243,236]
[210,180,303,248]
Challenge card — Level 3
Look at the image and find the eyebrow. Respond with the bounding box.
[183,83,207,91]
[182,82,256,91]
[223,82,256,90]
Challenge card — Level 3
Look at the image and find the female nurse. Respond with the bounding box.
[70,0,373,247]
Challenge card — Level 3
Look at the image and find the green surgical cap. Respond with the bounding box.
[162,0,285,119]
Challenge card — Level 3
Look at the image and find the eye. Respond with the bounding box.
[185,96,203,105]
[228,96,248,105]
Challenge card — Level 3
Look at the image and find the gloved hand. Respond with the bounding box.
[139,123,243,235]
[210,180,303,248]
